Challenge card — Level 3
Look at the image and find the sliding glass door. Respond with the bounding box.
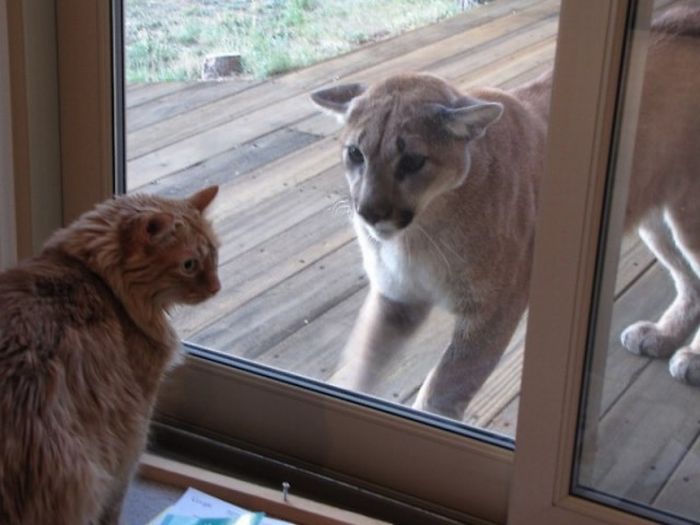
[512,1,700,523]
[48,0,699,522]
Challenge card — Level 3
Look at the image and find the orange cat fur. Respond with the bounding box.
[0,186,220,524]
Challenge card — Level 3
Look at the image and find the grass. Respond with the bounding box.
[125,0,475,83]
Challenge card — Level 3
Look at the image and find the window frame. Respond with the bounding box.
[56,0,115,222]
[45,0,672,522]
[2,0,114,261]
[1,0,16,268]
[510,0,662,523]
[4,0,64,260]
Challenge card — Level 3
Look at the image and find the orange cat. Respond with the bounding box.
[0,186,220,524]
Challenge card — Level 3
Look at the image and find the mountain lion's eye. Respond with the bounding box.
[346,145,364,165]
[182,259,198,273]
[399,154,426,174]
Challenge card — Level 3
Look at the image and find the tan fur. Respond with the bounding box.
[0,186,220,524]
[312,71,550,418]
[620,4,700,385]
[311,3,700,419]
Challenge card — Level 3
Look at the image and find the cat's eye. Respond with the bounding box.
[346,145,364,165]
[182,258,198,273]
[398,154,427,175]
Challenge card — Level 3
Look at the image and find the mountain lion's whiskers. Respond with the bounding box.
[416,224,451,275]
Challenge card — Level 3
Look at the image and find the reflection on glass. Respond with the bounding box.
[575,1,700,523]
[124,0,561,437]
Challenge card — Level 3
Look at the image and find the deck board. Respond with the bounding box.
[582,345,700,509]
[176,202,354,338]
[126,81,191,108]
[600,264,673,415]
[191,241,367,358]
[126,0,700,520]
[141,128,323,201]
[127,78,260,132]
[654,434,700,521]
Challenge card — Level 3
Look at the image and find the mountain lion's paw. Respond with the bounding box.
[621,321,677,358]
[669,347,700,386]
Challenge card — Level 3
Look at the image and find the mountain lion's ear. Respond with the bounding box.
[311,83,367,122]
[436,100,504,141]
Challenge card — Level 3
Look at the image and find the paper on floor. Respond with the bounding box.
[147,487,294,525]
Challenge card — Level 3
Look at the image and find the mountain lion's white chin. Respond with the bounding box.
[364,220,403,241]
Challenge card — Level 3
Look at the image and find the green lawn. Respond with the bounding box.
[125,0,472,83]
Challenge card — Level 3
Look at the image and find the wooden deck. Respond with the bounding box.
[125,0,700,520]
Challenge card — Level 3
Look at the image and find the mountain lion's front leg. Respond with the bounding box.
[330,288,431,394]
[413,304,524,420]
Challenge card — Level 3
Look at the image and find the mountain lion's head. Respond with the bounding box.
[311,73,503,239]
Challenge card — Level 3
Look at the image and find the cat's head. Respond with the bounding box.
[49,185,222,310]
[311,73,503,240]
[117,186,222,307]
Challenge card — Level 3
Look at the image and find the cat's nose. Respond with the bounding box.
[358,202,393,225]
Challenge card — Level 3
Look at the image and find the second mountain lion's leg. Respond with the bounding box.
[622,210,700,358]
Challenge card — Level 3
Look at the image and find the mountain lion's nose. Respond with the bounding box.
[398,209,414,228]
[358,203,393,225]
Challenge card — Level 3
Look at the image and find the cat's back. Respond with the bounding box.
[0,249,132,427]
[0,250,119,372]
[0,251,124,524]
[0,250,110,313]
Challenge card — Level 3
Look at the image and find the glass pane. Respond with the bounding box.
[574,1,700,522]
[122,0,561,440]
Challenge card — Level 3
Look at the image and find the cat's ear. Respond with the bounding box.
[188,185,219,212]
[311,83,367,122]
[434,99,504,140]
[142,212,175,244]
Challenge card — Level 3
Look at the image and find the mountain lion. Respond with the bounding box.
[311,3,700,419]
[312,72,550,418]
